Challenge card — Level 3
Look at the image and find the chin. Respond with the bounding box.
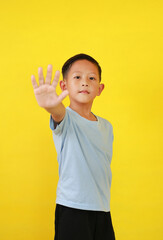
[77,99,94,105]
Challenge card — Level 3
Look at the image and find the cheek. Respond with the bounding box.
[93,85,100,94]
[67,81,77,91]
[70,80,79,88]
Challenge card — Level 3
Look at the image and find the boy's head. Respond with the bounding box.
[60,53,104,106]
[62,53,102,82]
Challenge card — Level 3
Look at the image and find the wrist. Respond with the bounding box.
[45,103,66,122]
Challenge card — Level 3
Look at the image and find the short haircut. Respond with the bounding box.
[62,53,102,82]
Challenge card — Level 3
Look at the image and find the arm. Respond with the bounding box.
[31,64,69,123]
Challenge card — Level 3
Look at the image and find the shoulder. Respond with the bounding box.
[96,115,113,129]
[96,115,114,141]
[50,107,72,134]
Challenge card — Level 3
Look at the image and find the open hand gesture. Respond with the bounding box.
[31,65,69,110]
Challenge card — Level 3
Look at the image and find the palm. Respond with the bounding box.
[31,65,68,109]
[33,84,59,108]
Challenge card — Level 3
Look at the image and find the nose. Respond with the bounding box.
[81,77,89,87]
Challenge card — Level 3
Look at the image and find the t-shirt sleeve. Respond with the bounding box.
[49,109,68,135]
[111,124,114,142]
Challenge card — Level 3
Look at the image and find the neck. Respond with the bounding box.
[69,102,96,121]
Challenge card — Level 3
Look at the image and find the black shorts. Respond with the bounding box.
[54,204,116,240]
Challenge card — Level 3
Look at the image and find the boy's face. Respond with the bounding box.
[60,60,104,105]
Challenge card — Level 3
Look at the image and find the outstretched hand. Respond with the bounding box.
[31,65,69,109]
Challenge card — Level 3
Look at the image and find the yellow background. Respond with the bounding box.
[0,0,162,239]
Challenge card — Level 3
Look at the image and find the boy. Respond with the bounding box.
[31,53,115,240]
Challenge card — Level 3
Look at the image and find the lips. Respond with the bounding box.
[79,90,90,94]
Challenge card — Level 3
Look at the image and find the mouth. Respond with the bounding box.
[79,90,90,94]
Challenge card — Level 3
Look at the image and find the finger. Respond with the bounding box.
[57,90,69,103]
[51,70,60,88]
[38,67,44,85]
[45,64,52,85]
[31,75,38,89]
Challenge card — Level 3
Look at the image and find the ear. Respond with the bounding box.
[60,80,67,91]
[97,83,105,96]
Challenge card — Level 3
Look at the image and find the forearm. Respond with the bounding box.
[44,102,66,123]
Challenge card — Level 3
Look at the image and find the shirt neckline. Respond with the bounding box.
[67,106,99,123]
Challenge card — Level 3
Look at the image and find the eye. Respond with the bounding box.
[74,76,80,79]
[90,77,95,80]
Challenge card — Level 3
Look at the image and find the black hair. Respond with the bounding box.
[62,53,102,82]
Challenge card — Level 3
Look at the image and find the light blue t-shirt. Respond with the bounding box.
[50,107,114,212]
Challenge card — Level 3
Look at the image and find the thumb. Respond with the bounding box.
[57,90,69,103]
